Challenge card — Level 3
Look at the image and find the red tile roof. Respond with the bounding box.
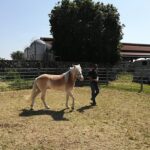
[121,43,150,57]
[121,43,150,52]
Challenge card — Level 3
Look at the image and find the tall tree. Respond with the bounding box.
[11,51,24,60]
[49,0,124,64]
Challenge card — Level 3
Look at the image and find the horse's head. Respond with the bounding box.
[70,64,84,81]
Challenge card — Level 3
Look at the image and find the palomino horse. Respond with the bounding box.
[30,64,84,110]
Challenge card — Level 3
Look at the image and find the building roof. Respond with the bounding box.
[40,37,53,46]
[29,39,52,51]
[34,39,46,45]
[121,52,150,57]
[121,43,150,52]
[120,43,150,58]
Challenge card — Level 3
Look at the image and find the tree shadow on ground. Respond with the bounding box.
[77,104,94,113]
[19,108,69,121]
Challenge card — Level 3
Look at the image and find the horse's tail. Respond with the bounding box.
[30,78,39,100]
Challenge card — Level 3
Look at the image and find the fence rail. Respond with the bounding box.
[0,67,150,93]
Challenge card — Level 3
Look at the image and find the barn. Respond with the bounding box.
[24,38,53,61]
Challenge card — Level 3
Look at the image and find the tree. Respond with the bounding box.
[49,0,124,64]
[11,51,24,60]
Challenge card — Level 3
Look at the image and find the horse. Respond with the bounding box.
[30,64,84,110]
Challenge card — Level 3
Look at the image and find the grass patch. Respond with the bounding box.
[0,79,33,91]
[104,73,150,94]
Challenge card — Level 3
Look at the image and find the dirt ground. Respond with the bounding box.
[0,87,149,150]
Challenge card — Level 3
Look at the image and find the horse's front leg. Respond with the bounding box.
[66,93,69,109]
[68,91,75,110]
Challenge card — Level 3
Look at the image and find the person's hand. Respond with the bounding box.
[94,77,99,82]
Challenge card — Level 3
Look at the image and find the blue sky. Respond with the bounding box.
[0,0,150,59]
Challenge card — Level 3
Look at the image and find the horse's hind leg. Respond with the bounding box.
[31,89,40,110]
[41,90,49,109]
[66,93,69,109]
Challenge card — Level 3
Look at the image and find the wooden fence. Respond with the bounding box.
[0,67,149,92]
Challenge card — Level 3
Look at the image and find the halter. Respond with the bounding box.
[64,65,83,82]
[76,72,82,80]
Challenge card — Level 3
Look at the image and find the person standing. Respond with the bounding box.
[87,64,99,106]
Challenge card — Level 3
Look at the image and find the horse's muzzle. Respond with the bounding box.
[80,75,84,81]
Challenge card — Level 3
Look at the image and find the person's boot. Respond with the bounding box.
[90,99,96,106]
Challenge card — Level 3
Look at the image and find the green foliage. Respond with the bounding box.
[2,69,22,89]
[49,0,124,64]
[10,51,24,60]
[5,69,21,80]
[1,69,33,90]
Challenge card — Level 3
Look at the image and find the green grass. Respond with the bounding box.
[103,73,150,94]
[0,79,33,91]
[0,87,149,150]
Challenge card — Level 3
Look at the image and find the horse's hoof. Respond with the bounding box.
[69,108,74,112]
[45,106,50,109]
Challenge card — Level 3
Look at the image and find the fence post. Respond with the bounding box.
[139,69,143,93]
[106,67,109,85]
[38,67,40,76]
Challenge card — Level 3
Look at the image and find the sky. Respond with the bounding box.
[0,0,150,60]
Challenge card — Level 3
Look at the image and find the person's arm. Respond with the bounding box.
[95,76,99,82]
[93,71,99,82]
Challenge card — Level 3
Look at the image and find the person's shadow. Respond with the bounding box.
[77,104,94,113]
[19,108,69,121]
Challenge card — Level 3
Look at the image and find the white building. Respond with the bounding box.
[24,38,54,61]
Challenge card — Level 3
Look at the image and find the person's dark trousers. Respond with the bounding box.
[90,82,99,105]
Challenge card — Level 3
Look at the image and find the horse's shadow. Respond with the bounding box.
[77,104,94,113]
[19,108,69,121]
